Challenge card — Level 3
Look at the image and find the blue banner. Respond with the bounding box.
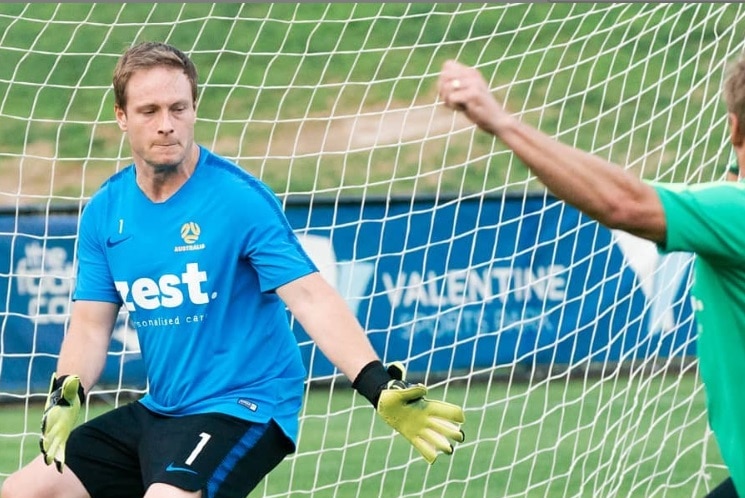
[0,212,145,394]
[285,195,697,377]
[0,195,697,393]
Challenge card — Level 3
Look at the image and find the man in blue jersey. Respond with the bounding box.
[1,42,464,498]
[437,56,745,498]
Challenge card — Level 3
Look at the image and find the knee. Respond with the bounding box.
[2,458,87,498]
[1,468,56,498]
[1,473,25,498]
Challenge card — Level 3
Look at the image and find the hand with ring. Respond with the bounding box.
[438,59,512,134]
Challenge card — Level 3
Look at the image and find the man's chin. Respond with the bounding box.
[138,144,194,171]
[141,158,179,173]
[146,153,185,171]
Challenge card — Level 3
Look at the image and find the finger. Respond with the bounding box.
[441,85,467,112]
[441,59,467,79]
[56,442,66,473]
[45,436,60,463]
[429,417,466,443]
[46,421,61,441]
[411,437,438,464]
[437,73,451,102]
[61,376,81,403]
[41,443,53,466]
[424,399,465,423]
[43,443,57,467]
[420,427,456,454]
[438,67,465,103]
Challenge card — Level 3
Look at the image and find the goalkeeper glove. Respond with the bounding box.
[353,360,465,464]
[39,373,85,472]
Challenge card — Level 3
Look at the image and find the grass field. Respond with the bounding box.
[0,3,740,201]
[0,370,727,497]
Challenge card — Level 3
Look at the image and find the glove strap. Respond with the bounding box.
[52,374,86,405]
[352,360,392,408]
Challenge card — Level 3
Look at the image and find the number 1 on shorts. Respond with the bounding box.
[185,432,212,466]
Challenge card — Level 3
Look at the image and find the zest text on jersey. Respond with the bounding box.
[114,263,209,312]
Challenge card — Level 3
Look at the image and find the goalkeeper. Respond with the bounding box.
[1,42,464,498]
[438,55,745,498]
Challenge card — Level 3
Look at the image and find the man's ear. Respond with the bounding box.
[729,112,743,147]
[115,105,127,132]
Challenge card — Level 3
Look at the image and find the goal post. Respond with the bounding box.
[1,3,744,497]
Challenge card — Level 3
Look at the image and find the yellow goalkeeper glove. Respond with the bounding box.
[39,373,85,472]
[353,360,465,464]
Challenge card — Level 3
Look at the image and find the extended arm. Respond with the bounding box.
[277,272,465,463]
[277,272,378,381]
[57,300,124,392]
[438,60,667,244]
[40,299,119,471]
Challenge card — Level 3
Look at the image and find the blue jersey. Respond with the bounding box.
[73,146,317,443]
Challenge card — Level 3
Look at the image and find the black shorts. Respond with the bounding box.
[65,401,294,498]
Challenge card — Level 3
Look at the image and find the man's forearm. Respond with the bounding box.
[493,116,666,242]
[55,300,120,393]
[279,273,379,381]
[298,290,379,381]
[56,327,111,394]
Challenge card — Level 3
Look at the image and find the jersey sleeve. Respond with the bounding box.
[654,181,745,265]
[72,197,122,304]
[239,185,318,292]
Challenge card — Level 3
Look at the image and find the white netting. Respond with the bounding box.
[1,3,744,497]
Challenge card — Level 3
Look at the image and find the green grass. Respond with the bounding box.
[0,372,727,497]
[0,3,743,200]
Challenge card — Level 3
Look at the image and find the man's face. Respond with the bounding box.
[115,66,196,170]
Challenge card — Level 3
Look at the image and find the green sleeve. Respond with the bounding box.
[653,181,745,264]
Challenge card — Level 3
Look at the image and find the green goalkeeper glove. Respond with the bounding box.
[353,360,465,464]
[39,373,85,472]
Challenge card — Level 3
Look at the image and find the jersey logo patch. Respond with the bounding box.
[175,221,205,252]
[181,222,201,244]
[165,462,198,475]
[238,399,258,412]
[106,234,132,247]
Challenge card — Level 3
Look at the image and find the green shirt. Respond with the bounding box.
[655,181,745,494]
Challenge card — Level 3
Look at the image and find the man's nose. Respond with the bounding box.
[158,112,174,134]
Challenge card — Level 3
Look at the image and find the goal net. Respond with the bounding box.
[1,3,744,497]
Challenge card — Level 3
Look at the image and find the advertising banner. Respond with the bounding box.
[0,212,145,394]
[285,195,696,377]
[0,195,697,392]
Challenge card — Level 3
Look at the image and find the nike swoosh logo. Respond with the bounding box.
[165,463,198,475]
[106,235,132,248]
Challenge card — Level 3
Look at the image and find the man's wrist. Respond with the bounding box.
[351,360,392,408]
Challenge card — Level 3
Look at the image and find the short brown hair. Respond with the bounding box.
[112,41,198,110]
[723,56,745,139]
